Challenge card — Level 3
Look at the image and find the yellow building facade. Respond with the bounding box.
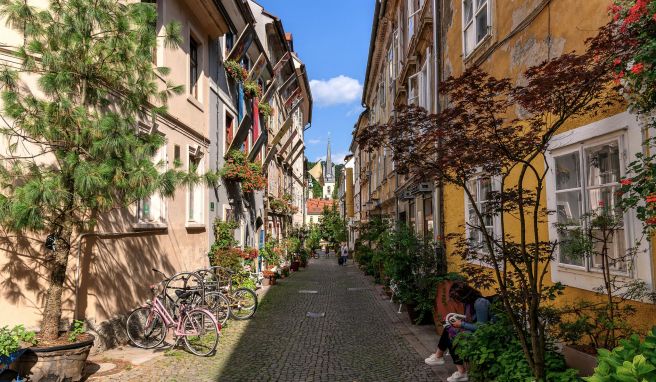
[355,0,656,331]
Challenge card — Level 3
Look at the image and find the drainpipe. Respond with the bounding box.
[432,0,446,263]
[74,229,163,320]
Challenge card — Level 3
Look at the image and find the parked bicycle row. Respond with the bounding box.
[124,266,262,356]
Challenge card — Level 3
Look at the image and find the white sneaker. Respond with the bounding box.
[446,371,469,382]
[424,353,445,365]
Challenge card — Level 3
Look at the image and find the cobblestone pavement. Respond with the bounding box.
[99,257,442,381]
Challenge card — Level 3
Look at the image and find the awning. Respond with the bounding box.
[226,114,252,154]
[247,53,268,81]
[290,145,305,167]
[278,130,298,157]
[286,140,304,163]
[248,130,268,162]
[225,24,254,63]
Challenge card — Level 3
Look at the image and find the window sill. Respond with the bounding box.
[187,95,204,112]
[133,222,168,231]
[185,222,206,230]
[463,33,493,66]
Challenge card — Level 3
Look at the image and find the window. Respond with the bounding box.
[407,0,424,42]
[379,80,386,108]
[418,54,430,110]
[225,32,234,57]
[554,138,627,272]
[465,176,497,252]
[225,112,234,149]
[190,36,200,98]
[408,72,419,105]
[463,0,490,56]
[388,42,395,97]
[138,144,167,225]
[187,149,204,224]
[174,144,181,166]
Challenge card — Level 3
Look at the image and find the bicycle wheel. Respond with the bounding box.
[230,288,258,320]
[204,291,230,327]
[182,309,219,356]
[126,307,167,349]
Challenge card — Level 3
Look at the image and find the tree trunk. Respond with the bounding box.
[41,226,73,340]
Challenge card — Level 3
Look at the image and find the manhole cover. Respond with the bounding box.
[347,287,369,291]
[298,290,318,294]
[306,312,326,318]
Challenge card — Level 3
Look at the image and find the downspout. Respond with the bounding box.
[74,229,164,320]
[432,0,446,266]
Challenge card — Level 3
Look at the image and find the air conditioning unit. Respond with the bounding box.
[418,183,432,193]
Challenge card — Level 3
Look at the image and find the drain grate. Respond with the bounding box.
[298,290,318,294]
[306,312,326,318]
[347,287,369,291]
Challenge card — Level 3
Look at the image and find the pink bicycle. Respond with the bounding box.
[125,271,220,356]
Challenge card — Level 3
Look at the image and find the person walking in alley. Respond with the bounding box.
[424,281,492,382]
[339,242,348,266]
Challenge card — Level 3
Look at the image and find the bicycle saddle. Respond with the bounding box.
[175,290,193,300]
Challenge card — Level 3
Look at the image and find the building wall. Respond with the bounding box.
[439,0,656,328]
[0,0,218,333]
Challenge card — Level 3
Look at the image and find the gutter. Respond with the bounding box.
[362,0,382,106]
[432,0,445,248]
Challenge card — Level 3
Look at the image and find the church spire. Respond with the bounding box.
[326,137,332,178]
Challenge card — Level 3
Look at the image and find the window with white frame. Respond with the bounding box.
[553,136,628,272]
[138,144,168,224]
[465,176,497,252]
[407,0,425,43]
[187,149,204,224]
[463,0,490,56]
[408,72,419,106]
[418,55,430,110]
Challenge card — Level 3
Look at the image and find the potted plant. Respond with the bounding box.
[220,151,266,193]
[0,2,197,380]
[259,102,273,118]
[262,269,276,286]
[243,80,262,99]
[224,60,248,83]
[0,325,36,378]
[13,321,94,382]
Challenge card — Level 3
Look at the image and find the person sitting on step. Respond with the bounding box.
[424,281,492,382]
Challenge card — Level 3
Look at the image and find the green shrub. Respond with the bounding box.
[585,327,656,382]
[68,320,85,342]
[455,315,580,382]
[0,325,36,357]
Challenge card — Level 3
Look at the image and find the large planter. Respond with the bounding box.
[13,334,95,382]
[291,261,300,272]
[562,344,598,377]
[434,280,464,335]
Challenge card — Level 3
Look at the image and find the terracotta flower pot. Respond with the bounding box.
[13,334,95,382]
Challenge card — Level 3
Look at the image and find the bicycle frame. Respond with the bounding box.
[148,296,221,339]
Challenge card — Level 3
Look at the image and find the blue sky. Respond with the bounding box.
[256,0,374,164]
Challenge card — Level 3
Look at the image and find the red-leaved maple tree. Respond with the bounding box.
[357,24,624,380]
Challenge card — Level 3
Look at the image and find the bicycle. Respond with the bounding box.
[197,266,258,320]
[125,271,220,356]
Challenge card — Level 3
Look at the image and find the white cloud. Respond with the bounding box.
[310,75,363,106]
[307,139,321,145]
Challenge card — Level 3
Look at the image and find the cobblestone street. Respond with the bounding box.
[96,257,446,381]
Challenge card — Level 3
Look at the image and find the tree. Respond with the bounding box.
[357,25,622,380]
[319,204,346,252]
[0,0,206,340]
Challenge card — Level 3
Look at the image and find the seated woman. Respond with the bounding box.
[424,281,492,382]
